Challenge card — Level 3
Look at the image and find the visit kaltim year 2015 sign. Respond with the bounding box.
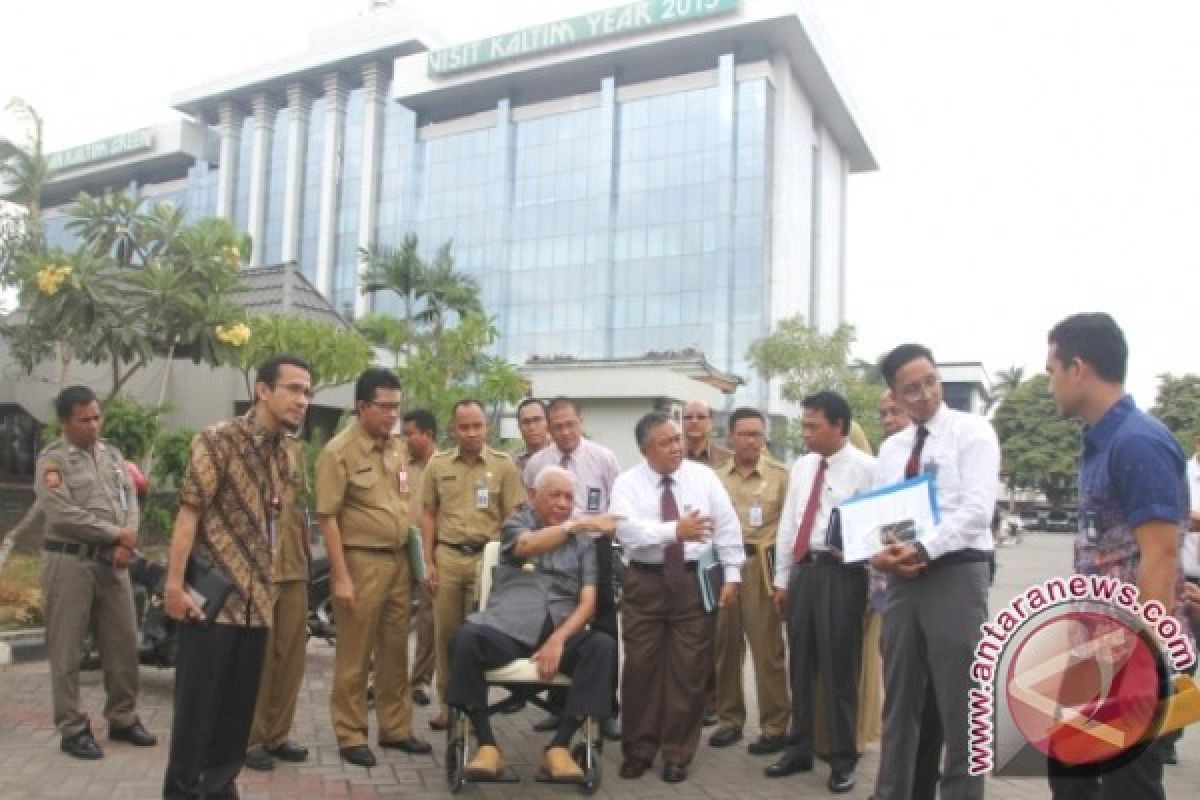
[427,0,739,77]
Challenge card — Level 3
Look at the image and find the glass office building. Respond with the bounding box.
[38,0,875,411]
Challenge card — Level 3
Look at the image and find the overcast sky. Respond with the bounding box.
[2,0,1195,404]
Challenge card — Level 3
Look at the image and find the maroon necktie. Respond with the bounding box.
[905,425,930,479]
[661,475,685,588]
[792,459,828,562]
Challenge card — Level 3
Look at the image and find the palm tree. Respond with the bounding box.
[360,233,425,331]
[0,98,52,276]
[989,365,1026,411]
[416,241,482,345]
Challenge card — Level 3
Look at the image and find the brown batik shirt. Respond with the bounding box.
[179,410,291,627]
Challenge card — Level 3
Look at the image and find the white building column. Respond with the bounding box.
[281,83,312,265]
[214,100,243,221]
[315,71,347,299]
[354,60,386,319]
[246,92,277,266]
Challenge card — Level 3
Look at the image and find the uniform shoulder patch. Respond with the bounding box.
[43,467,62,489]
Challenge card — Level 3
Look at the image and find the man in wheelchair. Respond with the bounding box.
[445,465,621,782]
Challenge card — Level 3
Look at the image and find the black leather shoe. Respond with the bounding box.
[662,763,687,783]
[109,718,156,747]
[244,747,275,771]
[339,745,377,768]
[1162,742,1179,765]
[829,769,856,793]
[61,726,104,760]
[747,734,787,755]
[600,717,622,742]
[412,686,431,706]
[708,726,743,748]
[532,713,561,732]
[619,758,649,779]
[267,741,308,762]
[765,752,813,778]
[702,710,719,727]
[379,736,432,755]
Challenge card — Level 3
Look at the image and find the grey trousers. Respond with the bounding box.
[874,561,989,800]
[42,551,140,737]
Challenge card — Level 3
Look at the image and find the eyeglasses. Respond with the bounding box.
[898,375,940,404]
[878,408,905,419]
[275,383,314,399]
[367,401,402,413]
[518,416,545,426]
[733,430,765,439]
[682,414,710,421]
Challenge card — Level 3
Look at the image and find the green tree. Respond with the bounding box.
[1150,373,1200,452]
[747,314,885,450]
[231,314,372,398]
[355,313,412,367]
[989,365,1026,411]
[0,98,51,277]
[991,374,1082,507]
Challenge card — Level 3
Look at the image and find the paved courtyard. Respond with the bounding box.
[2,532,1199,799]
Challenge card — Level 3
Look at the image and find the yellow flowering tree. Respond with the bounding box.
[228,314,372,399]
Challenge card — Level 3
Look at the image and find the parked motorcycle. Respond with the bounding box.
[81,551,179,669]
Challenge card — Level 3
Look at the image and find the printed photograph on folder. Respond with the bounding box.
[835,474,941,564]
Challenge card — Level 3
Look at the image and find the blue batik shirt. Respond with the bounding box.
[1076,396,1188,603]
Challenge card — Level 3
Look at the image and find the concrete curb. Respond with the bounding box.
[0,627,46,665]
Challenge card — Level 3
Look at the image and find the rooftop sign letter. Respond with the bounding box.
[427,0,739,77]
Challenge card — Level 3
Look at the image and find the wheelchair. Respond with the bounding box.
[444,541,603,795]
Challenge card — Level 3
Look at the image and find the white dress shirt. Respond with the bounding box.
[874,403,1000,562]
[611,458,745,583]
[1184,457,1200,578]
[774,443,876,589]
[523,438,620,516]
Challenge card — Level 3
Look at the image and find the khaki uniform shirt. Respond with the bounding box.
[407,453,430,529]
[35,438,138,548]
[718,454,788,549]
[315,423,410,549]
[688,442,733,471]
[273,439,310,583]
[421,446,525,545]
[179,411,289,627]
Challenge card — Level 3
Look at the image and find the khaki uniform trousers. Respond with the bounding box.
[248,580,309,750]
[410,585,435,689]
[433,546,482,710]
[814,606,884,754]
[714,551,790,736]
[42,552,139,736]
[331,548,412,747]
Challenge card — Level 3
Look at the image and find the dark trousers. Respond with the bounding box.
[620,564,714,767]
[547,539,620,715]
[1047,738,1168,800]
[445,622,614,719]
[163,623,267,800]
[785,559,867,772]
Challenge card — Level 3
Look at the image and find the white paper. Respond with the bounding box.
[836,474,941,564]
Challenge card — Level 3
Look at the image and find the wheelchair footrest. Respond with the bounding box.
[465,766,522,784]
[534,768,586,785]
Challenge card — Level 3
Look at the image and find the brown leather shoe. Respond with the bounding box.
[465,745,504,780]
[428,711,449,731]
[541,746,584,782]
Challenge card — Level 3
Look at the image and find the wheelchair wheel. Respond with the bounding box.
[573,742,602,796]
[445,708,467,794]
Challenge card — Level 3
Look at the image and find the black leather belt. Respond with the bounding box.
[344,544,405,554]
[437,539,488,555]
[630,560,698,573]
[43,540,106,560]
[930,549,992,569]
[795,551,862,569]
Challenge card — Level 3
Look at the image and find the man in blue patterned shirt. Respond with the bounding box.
[1045,312,1188,800]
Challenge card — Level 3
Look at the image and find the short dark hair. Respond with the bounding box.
[256,355,312,388]
[355,368,402,406]
[801,391,852,436]
[452,398,485,418]
[728,407,765,432]
[1047,313,1127,384]
[546,396,581,417]
[402,408,436,437]
[880,344,936,389]
[635,411,674,449]
[516,397,546,419]
[54,385,97,421]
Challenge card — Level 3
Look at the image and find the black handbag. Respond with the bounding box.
[184,555,234,624]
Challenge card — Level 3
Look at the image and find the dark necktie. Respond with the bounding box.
[661,475,685,588]
[560,451,571,469]
[905,425,930,479]
[792,459,828,562]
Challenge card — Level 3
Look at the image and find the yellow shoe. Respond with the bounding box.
[541,746,584,782]
[465,745,505,780]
